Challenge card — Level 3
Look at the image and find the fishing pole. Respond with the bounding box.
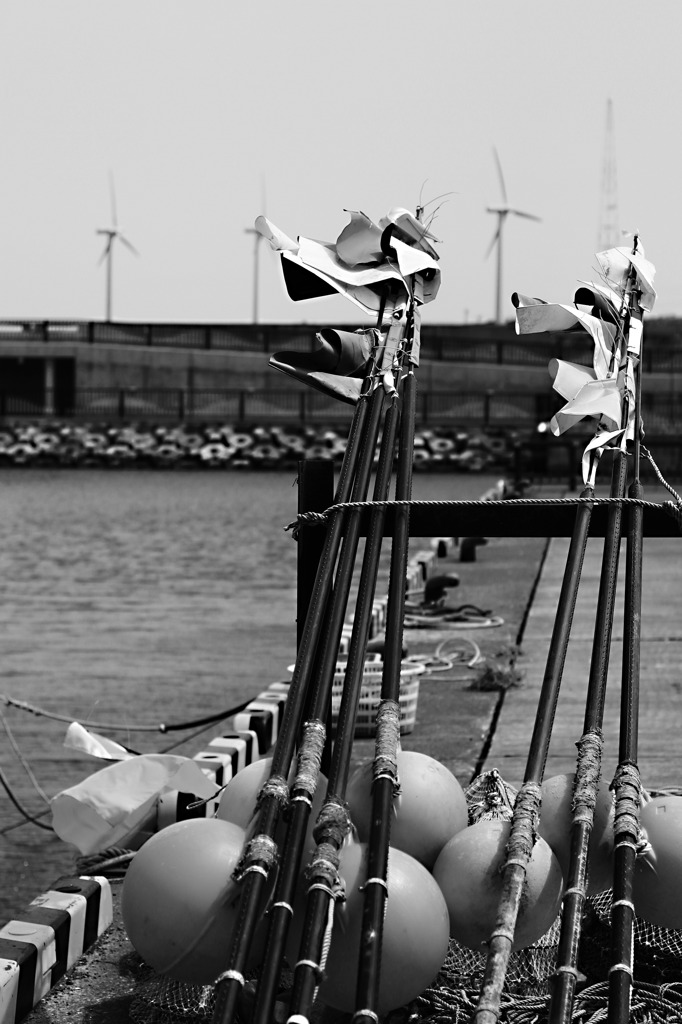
[282,301,412,1022]
[353,288,421,1022]
[549,246,644,1024]
[608,240,646,1023]
[472,257,639,1021]
[211,300,392,1024]
[250,339,403,1024]
[473,477,596,1024]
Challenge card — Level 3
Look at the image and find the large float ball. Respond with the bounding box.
[311,842,450,1015]
[432,819,563,951]
[538,772,615,895]
[634,795,682,929]
[345,750,468,869]
[217,758,277,829]
[217,757,328,857]
[122,818,265,984]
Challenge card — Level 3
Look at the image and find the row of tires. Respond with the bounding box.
[0,423,518,470]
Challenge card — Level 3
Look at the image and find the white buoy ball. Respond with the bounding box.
[345,750,468,868]
[121,818,266,983]
[432,818,563,951]
[303,841,450,1014]
[217,756,328,858]
[634,795,682,929]
[538,772,615,894]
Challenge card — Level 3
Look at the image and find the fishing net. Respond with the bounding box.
[126,773,682,1024]
[410,892,682,1024]
[130,972,215,1024]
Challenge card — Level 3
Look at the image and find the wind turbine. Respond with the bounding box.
[485,148,541,323]
[244,177,267,324]
[96,174,139,322]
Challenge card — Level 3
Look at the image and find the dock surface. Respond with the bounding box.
[485,528,682,790]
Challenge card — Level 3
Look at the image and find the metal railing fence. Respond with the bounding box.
[2,386,681,433]
[1,319,681,374]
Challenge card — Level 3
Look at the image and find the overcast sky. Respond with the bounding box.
[1,1,680,327]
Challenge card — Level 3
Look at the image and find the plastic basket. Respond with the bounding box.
[332,660,423,737]
[286,659,423,736]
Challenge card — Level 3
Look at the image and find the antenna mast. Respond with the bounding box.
[597,99,620,251]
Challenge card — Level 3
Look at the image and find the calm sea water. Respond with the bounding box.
[0,467,499,920]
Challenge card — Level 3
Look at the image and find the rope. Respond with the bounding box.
[642,444,682,505]
[403,636,483,675]
[285,493,681,534]
[0,764,54,831]
[0,694,251,734]
[77,847,135,877]
[0,706,51,806]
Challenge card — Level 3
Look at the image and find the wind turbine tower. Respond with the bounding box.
[244,178,267,324]
[597,99,620,251]
[486,148,542,324]
[96,174,139,322]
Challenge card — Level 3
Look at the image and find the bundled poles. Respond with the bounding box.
[249,376,392,1024]
[212,199,442,1024]
[550,244,648,1024]
[211,295,396,1024]
[254,344,402,1024]
[283,302,416,1024]
[475,241,656,1024]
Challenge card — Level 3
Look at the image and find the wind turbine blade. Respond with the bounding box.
[493,147,508,205]
[484,223,501,260]
[118,234,140,257]
[97,240,111,266]
[510,209,542,222]
[109,171,118,228]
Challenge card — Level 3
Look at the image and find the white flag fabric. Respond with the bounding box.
[255,208,441,315]
[513,242,655,483]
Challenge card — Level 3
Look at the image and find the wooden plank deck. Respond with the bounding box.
[484,530,682,791]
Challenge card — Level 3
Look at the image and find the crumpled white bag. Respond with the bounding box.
[64,721,135,760]
[51,753,220,855]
